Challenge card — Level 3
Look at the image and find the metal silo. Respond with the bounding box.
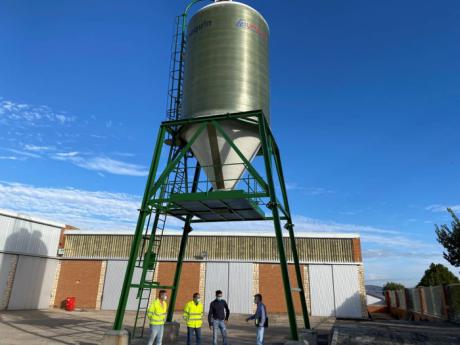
[181,0,270,190]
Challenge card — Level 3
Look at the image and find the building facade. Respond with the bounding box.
[0,209,67,310]
[0,209,367,318]
[55,231,367,318]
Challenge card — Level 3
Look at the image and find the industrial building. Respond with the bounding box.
[0,209,67,310]
[0,209,366,319]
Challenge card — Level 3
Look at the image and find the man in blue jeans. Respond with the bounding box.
[246,294,267,345]
[208,290,230,345]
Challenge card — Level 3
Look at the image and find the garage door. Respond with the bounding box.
[8,256,57,309]
[204,263,254,314]
[205,263,229,308]
[309,265,335,316]
[0,253,17,310]
[101,261,145,310]
[333,265,361,318]
[228,263,253,314]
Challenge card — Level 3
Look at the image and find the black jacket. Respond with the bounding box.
[208,299,230,325]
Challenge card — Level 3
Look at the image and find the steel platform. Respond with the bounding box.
[167,190,265,221]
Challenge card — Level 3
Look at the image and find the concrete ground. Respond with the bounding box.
[0,309,334,345]
[333,318,460,345]
[2,309,460,345]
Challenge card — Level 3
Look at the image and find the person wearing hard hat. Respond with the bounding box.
[147,290,168,345]
[246,294,268,345]
[183,292,204,345]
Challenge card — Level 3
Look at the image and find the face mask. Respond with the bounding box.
[217,296,222,301]
[162,295,168,301]
[195,298,201,303]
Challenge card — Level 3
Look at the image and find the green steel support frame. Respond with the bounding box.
[112,111,310,341]
[166,164,201,322]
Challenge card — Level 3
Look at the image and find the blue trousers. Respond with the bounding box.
[147,324,164,345]
[187,327,202,345]
[212,319,227,345]
[256,326,265,345]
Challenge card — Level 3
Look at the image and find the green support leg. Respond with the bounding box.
[273,144,311,330]
[166,224,191,321]
[166,164,201,321]
[113,126,166,330]
[258,114,299,341]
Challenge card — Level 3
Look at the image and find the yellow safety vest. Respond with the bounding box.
[147,299,168,326]
[183,300,204,328]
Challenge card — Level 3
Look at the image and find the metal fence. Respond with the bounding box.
[446,284,460,323]
[385,283,460,323]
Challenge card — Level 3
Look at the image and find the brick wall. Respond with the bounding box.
[54,260,102,309]
[199,263,206,301]
[157,262,200,310]
[352,238,362,262]
[259,263,304,314]
[357,264,367,318]
[95,261,106,310]
[252,263,260,313]
[0,254,18,310]
[303,265,311,314]
[49,260,62,308]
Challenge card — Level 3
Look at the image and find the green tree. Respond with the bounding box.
[417,263,460,287]
[436,208,460,267]
[383,282,405,290]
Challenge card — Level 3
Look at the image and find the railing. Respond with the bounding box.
[385,283,460,323]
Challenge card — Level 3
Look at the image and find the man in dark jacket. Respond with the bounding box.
[208,290,230,345]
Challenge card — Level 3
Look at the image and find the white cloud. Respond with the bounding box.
[54,151,79,158]
[76,157,148,176]
[362,248,439,260]
[3,148,41,159]
[23,144,53,152]
[1,180,453,287]
[53,152,148,176]
[285,182,334,196]
[1,97,144,177]
[0,181,140,230]
[426,204,460,213]
[0,100,75,125]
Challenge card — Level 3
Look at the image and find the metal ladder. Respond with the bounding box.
[132,15,188,338]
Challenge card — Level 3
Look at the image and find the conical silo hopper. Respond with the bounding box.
[181,0,270,190]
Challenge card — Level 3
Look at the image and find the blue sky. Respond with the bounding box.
[1,0,459,287]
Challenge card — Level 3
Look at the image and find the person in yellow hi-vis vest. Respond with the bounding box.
[183,292,204,345]
[147,290,168,345]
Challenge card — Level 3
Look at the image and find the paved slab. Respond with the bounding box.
[0,310,332,345]
[333,319,460,345]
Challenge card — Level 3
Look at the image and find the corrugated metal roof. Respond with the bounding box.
[0,209,65,228]
[63,233,358,263]
[65,229,360,239]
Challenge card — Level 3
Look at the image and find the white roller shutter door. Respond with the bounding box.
[228,263,253,314]
[8,256,57,309]
[101,260,144,310]
[204,263,229,308]
[309,265,335,316]
[332,265,361,318]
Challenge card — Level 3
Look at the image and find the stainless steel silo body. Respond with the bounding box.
[181,1,270,190]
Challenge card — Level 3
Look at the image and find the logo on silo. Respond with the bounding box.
[235,19,267,40]
[188,20,212,38]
